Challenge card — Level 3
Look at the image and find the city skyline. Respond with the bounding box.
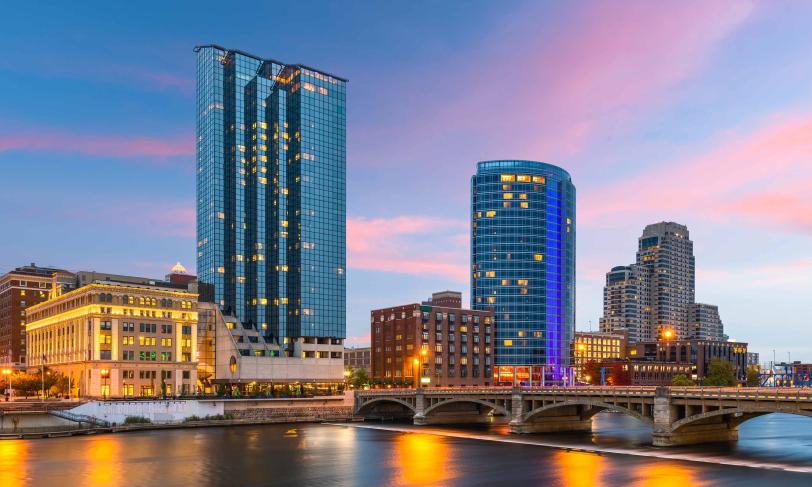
[1,0,811,365]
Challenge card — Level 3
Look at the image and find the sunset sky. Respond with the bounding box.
[1,1,810,362]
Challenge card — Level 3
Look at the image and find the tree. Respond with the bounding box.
[671,374,695,386]
[351,368,371,389]
[702,358,737,387]
[746,366,761,387]
[581,361,601,385]
[607,363,630,386]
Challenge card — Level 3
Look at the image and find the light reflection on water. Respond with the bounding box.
[1,415,812,486]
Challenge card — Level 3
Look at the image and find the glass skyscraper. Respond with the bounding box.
[195,44,346,352]
[471,160,575,383]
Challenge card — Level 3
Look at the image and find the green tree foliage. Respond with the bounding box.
[350,368,371,389]
[746,366,761,387]
[671,374,695,386]
[702,359,737,387]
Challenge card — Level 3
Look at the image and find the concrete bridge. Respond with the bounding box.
[354,386,812,446]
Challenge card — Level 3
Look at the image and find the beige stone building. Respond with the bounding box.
[25,278,198,398]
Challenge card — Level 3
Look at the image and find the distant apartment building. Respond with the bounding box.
[572,331,627,380]
[688,303,724,341]
[0,264,75,364]
[600,222,725,343]
[344,347,371,374]
[747,352,760,368]
[598,265,651,343]
[25,274,198,397]
[633,339,749,383]
[372,291,495,387]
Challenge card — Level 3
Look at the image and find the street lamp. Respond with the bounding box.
[100,368,110,400]
[2,368,11,401]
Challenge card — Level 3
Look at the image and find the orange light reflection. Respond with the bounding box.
[393,433,452,486]
[633,462,701,487]
[554,450,605,487]
[0,440,28,487]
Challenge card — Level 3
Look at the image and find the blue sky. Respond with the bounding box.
[1,1,811,363]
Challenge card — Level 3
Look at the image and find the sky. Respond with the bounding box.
[1,1,811,363]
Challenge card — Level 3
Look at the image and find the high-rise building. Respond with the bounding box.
[636,222,695,339]
[195,44,347,362]
[0,264,74,365]
[600,222,726,343]
[471,160,576,383]
[598,265,651,343]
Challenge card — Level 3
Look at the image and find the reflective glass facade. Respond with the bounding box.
[471,160,575,377]
[195,45,346,347]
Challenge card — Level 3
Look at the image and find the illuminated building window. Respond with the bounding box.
[303,82,315,91]
[503,202,511,208]
[503,339,513,346]
[485,211,496,217]
[520,202,529,208]
[503,193,513,199]
[517,175,531,182]
[533,331,542,337]
[487,297,496,304]
[534,254,543,261]
[532,176,545,183]
[519,193,527,200]
[517,279,528,285]
[500,174,515,182]
[501,279,510,285]
[485,271,495,277]
[517,331,525,337]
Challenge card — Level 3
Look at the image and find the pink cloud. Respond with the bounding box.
[0,129,193,161]
[581,112,812,232]
[347,215,468,281]
[62,204,195,238]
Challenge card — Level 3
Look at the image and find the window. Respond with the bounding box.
[532,176,545,184]
[500,174,515,182]
[517,175,531,182]
[504,339,513,346]
[534,254,544,261]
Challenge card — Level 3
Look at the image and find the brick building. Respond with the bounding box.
[371,291,494,387]
[572,331,627,380]
[0,264,74,365]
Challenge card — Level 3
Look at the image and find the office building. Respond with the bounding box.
[471,160,575,383]
[0,264,74,365]
[344,346,371,374]
[633,339,749,382]
[195,44,347,383]
[371,291,495,387]
[25,275,198,397]
[600,222,725,343]
[572,331,627,380]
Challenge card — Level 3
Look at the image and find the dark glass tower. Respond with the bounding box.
[471,160,575,381]
[195,45,346,350]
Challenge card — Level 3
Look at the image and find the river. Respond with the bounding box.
[2,413,812,486]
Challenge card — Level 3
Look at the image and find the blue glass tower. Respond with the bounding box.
[471,160,575,381]
[195,45,346,350]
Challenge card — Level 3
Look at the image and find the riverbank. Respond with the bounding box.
[1,396,356,439]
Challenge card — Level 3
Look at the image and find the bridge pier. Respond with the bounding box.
[509,408,592,434]
[652,387,738,447]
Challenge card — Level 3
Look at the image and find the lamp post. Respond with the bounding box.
[419,348,428,388]
[2,368,11,401]
[576,342,586,384]
[100,368,110,400]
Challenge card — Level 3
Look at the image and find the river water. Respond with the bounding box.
[2,413,812,486]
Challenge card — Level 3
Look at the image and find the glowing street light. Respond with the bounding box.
[2,368,11,401]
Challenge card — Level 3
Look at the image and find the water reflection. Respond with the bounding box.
[392,432,452,486]
[82,436,122,487]
[554,450,606,487]
[633,463,700,487]
[0,441,27,487]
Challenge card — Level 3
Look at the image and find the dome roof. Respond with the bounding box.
[170,262,188,274]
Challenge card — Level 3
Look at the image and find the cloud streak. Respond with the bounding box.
[347,215,468,281]
[0,128,193,161]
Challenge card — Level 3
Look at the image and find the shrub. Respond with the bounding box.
[183,414,234,422]
[124,416,152,424]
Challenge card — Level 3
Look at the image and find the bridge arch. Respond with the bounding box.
[355,397,416,416]
[671,407,812,432]
[523,399,653,426]
[423,398,509,417]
